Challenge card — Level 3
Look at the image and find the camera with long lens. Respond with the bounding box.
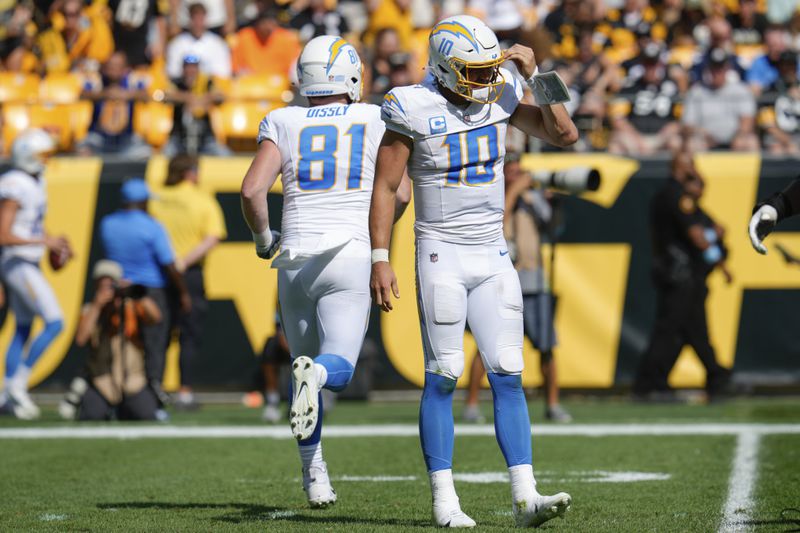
[114,283,147,300]
[530,167,601,194]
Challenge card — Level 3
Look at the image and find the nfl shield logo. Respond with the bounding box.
[430,253,438,263]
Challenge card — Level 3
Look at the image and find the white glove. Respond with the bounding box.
[253,229,281,260]
[748,205,778,255]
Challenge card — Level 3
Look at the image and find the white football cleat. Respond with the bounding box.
[303,462,337,508]
[433,502,476,528]
[290,356,319,440]
[8,384,41,420]
[514,492,571,528]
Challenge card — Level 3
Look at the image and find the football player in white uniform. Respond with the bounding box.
[0,129,72,420]
[241,35,410,508]
[369,16,578,528]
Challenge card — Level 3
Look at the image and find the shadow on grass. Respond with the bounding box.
[97,501,431,528]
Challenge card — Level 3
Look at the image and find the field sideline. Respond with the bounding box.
[0,398,798,532]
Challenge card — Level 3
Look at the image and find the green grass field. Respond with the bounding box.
[1,397,799,532]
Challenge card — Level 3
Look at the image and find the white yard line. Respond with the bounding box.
[719,432,761,533]
[0,423,797,440]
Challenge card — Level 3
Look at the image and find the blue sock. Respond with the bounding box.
[487,372,532,467]
[298,391,324,446]
[315,354,354,392]
[419,372,457,472]
[24,320,63,369]
[5,324,32,380]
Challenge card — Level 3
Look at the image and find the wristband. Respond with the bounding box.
[371,248,389,264]
[523,66,540,90]
[252,227,273,248]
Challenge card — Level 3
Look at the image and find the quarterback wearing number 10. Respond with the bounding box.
[369,15,578,528]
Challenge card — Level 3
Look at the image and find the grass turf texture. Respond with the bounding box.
[0,398,798,532]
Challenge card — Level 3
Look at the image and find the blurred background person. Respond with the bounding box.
[0,1,35,72]
[150,155,226,410]
[166,2,231,80]
[74,260,162,421]
[633,152,732,403]
[171,0,236,37]
[746,25,794,95]
[231,7,300,78]
[0,130,71,420]
[609,43,682,155]
[108,0,168,68]
[682,48,759,151]
[289,0,351,43]
[463,154,572,424]
[77,51,151,158]
[258,313,291,423]
[100,178,190,413]
[163,55,230,156]
[36,0,113,73]
[757,50,800,155]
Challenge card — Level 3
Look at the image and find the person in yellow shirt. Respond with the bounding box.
[149,154,227,409]
[36,0,113,73]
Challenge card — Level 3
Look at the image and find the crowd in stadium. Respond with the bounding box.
[1,0,800,156]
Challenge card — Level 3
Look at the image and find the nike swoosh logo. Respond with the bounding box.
[499,250,509,256]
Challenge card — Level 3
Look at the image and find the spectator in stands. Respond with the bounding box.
[544,0,600,60]
[728,0,768,47]
[690,17,745,82]
[108,0,168,68]
[231,7,300,78]
[368,28,404,100]
[166,2,231,80]
[100,178,191,411]
[758,50,800,154]
[1,2,34,71]
[364,0,413,50]
[77,51,151,158]
[171,0,235,37]
[163,55,230,156]
[75,260,162,421]
[682,48,758,151]
[467,0,533,48]
[149,155,227,410]
[746,25,795,95]
[36,0,113,73]
[609,43,682,155]
[259,313,290,423]
[290,0,350,43]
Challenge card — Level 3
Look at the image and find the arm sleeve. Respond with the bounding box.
[759,176,800,221]
[381,89,413,138]
[151,222,175,266]
[257,112,278,144]
[0,177,25,203]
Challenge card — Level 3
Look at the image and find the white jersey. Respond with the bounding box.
[258,102,385,265]
[381,68,524,245]
[0,169,47,263]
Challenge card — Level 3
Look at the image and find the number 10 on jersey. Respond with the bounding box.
[297,124,366,191]
[443,124,499,186]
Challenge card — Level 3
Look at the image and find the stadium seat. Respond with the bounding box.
[210,100,279,150]
[225,73,291,102]
[40,73,84,104]
[132,101,174,149]
[0,73,40,104]
[2,103,76,153]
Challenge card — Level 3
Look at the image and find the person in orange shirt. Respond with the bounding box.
[231,7,300,78]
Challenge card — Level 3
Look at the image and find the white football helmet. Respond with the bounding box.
[429,15,505,105]
[297,35,363,102]
[12,129,55,176]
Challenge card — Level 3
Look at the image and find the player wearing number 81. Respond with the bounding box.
[240,35,410,509]
[369,15,578,528]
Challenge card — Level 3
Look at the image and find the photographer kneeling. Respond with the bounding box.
[76,260,162,421]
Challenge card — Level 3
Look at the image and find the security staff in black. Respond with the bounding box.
[634,153,732,401]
